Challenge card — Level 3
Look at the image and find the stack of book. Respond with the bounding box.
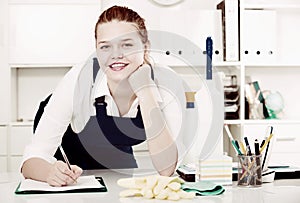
[197,155,233,186]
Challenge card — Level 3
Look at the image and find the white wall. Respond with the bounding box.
[9,3,101,64]
[0,0,10,123]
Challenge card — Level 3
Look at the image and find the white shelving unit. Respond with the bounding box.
[223,0,300,167]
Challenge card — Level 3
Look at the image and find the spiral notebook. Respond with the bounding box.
[15,175,107,194]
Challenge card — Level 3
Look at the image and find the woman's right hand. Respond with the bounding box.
[46,160,82,186]
[128,64,155,95]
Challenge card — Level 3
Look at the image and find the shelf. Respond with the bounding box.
[9,0,100,5]
[244,3,300,10]
[213,61,241,67]
[10,64,74,69]
[225,119,300,125]
[243,119,300,125]
[244,64,300,68]
[224,120,242,125]
[10,121,33,126]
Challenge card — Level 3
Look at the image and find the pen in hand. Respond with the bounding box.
[59,145,77,184]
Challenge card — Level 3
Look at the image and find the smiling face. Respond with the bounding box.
[96,21,145,83]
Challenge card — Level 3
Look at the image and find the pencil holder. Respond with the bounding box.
[237,154,262,187]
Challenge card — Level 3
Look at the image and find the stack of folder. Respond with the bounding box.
[197,155,232,186]
[224,75,240,119]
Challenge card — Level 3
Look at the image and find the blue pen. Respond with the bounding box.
[206,37,213,80]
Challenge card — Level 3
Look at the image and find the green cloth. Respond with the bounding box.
[181,181,225,196]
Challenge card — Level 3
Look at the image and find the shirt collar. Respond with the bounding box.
[93,68,110,99]
[92,68,140,117]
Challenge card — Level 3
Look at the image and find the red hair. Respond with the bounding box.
[94,6,148,44]
[94,6,151,64]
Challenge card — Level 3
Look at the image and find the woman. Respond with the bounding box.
[21,5,187,186]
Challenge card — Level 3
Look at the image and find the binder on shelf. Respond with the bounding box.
[15,175,107,194]
[243,10,277,64]
[217,0,240,62]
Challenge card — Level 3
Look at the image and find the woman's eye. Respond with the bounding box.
[123,43,133,48]
[100,45,111,50]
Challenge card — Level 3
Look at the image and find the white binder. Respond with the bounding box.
[243,10,277,64]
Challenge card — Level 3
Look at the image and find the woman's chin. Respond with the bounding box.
[107,73,129,83]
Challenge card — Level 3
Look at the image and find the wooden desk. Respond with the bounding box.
[1,169,300,203]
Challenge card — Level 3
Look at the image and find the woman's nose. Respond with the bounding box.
[111,47,123,59]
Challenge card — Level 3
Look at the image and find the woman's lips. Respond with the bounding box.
[109,62,128,71]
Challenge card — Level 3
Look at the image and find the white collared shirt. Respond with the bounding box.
[21,60,188,170]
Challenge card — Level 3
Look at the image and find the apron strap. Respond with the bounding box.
[93,57,100,83]
[94,96,106,106]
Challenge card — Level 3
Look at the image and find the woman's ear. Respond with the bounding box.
[144,41,150,50]
[143,41,151,64]
[144,40,150,53]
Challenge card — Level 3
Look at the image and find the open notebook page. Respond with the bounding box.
[18,175,104,192]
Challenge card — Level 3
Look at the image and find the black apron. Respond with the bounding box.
[53,96,146,170]
[34,57,149,170]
